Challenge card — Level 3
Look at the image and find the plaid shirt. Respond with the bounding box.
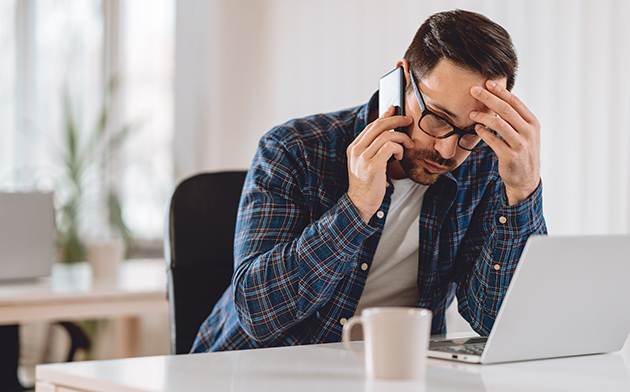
[191,94,547,353]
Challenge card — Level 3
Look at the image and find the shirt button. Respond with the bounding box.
[494,264,501,271]
[376,211,385,219]
[499,216,507,224]
[340,318,347,326]
[360,263,369,271]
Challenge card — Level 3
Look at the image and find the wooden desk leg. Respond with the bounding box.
[113,317,140,358]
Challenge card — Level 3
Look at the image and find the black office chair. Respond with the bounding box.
[0,322,90,392]
[0,325,26,392]
[164,171,247,355]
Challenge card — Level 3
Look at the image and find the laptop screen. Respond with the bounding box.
[0,192,56,281]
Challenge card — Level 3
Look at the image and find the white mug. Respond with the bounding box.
[342,307,432,380]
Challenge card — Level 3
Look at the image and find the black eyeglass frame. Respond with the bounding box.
[409,71,489,152]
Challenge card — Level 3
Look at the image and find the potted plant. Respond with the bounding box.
[55,79,135,273]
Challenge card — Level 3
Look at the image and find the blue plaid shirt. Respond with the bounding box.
[191,94,547,353]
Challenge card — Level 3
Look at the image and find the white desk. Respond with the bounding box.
[0,259,168,358]
[35,339,630,392]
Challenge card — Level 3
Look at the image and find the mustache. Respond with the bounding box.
[405,148,457,168]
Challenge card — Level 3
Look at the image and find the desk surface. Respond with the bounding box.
[1,259,168,358]
[0,259,167,325]
[36,339,630,392]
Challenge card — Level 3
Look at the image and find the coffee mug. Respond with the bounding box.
[342,307,432,380]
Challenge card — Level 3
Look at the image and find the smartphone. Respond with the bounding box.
[379,66,406,133]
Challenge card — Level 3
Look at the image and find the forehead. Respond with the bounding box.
[417,59,507,122]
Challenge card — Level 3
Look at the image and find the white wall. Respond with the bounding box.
[175,0,630,236]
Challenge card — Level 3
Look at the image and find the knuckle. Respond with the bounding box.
[386,140,402,150]
[374,116,389,125]
[532,118,541,130]
[487,116,501,129]
[496,100,511,114]
[347,144,360,157]
[509,94,521,107]
[380,141,394,154]
[506,150,519,162]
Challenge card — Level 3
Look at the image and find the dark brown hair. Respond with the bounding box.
[404,10,518,91]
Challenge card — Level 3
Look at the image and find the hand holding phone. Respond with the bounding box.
[346,66,413,221]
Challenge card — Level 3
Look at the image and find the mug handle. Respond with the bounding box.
[342,316,364,357]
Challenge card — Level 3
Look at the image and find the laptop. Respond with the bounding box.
[0,192,56,281]
[428,235,630,364]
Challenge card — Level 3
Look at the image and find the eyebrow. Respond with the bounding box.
[425,98,460,123]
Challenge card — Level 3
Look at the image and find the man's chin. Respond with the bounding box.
[399,150,459,185]
[409,169,441,185]
[399,158,442,185]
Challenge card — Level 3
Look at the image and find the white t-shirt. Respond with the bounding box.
[354,178,428,316]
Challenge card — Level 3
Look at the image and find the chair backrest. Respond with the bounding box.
[164,171,247,354]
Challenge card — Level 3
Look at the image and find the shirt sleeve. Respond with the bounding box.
[454,180,547,335]
[231,132,375,343]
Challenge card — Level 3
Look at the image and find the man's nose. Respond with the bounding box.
[433,135,458,160]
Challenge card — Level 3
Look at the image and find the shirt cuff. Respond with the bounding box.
[495,181,545,236]
[325,193,378,255]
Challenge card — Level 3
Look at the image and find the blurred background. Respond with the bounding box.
[1,0,629,381]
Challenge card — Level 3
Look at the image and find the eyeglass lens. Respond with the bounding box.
[419,113,482,150]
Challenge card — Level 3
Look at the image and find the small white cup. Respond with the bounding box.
[86,240,124,282]
[342,307,432,380]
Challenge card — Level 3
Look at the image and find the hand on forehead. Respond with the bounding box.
[419,60,507,127]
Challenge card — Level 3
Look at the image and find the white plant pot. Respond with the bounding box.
[86,240,125,282]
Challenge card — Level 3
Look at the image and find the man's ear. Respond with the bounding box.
[396,59,411,88]
[396,59,409,73]
[396,59,411,84]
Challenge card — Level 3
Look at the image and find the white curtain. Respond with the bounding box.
[175,0,630,236]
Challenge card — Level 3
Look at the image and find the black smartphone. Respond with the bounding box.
[379,66,406,133]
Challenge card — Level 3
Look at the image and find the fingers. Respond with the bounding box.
[346,106,414,222]
[353,105,397,146]
[486,80,538,126]
[349,127,413,163]
[474,124,512,157]
[469,81,542,205]
[470,111,520,151]
[351,105,414,153]
[470,81,539,130]
[469,81,540,150]
[369,134,408,161]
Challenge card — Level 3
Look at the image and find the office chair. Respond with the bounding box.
[164,171,247,355]
[0,322,90,392]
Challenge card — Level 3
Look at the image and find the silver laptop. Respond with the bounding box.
[429,235,630,364]
[0,192,56,281]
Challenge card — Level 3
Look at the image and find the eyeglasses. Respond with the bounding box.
[410,72,493,152]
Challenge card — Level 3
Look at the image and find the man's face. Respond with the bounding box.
[399,59,507,185]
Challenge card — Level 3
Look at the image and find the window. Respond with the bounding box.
[1,0,174,255]
[120,0,174,239]
[0,0,17,186]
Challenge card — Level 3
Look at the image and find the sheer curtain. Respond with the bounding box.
[175,0,630,236]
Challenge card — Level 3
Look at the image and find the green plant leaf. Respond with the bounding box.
[56,77,137,264]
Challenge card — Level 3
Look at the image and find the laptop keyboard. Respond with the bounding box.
[430,336,488,356]
[434,342,486,356]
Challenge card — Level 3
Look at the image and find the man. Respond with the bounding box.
[191,9,546,353]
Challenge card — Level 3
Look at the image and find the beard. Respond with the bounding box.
[398,148,459,185]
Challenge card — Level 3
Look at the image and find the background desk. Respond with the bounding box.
[35,340,630,392]
[0,259,168,358]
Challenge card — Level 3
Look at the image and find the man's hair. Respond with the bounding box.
[404,9,518,91]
